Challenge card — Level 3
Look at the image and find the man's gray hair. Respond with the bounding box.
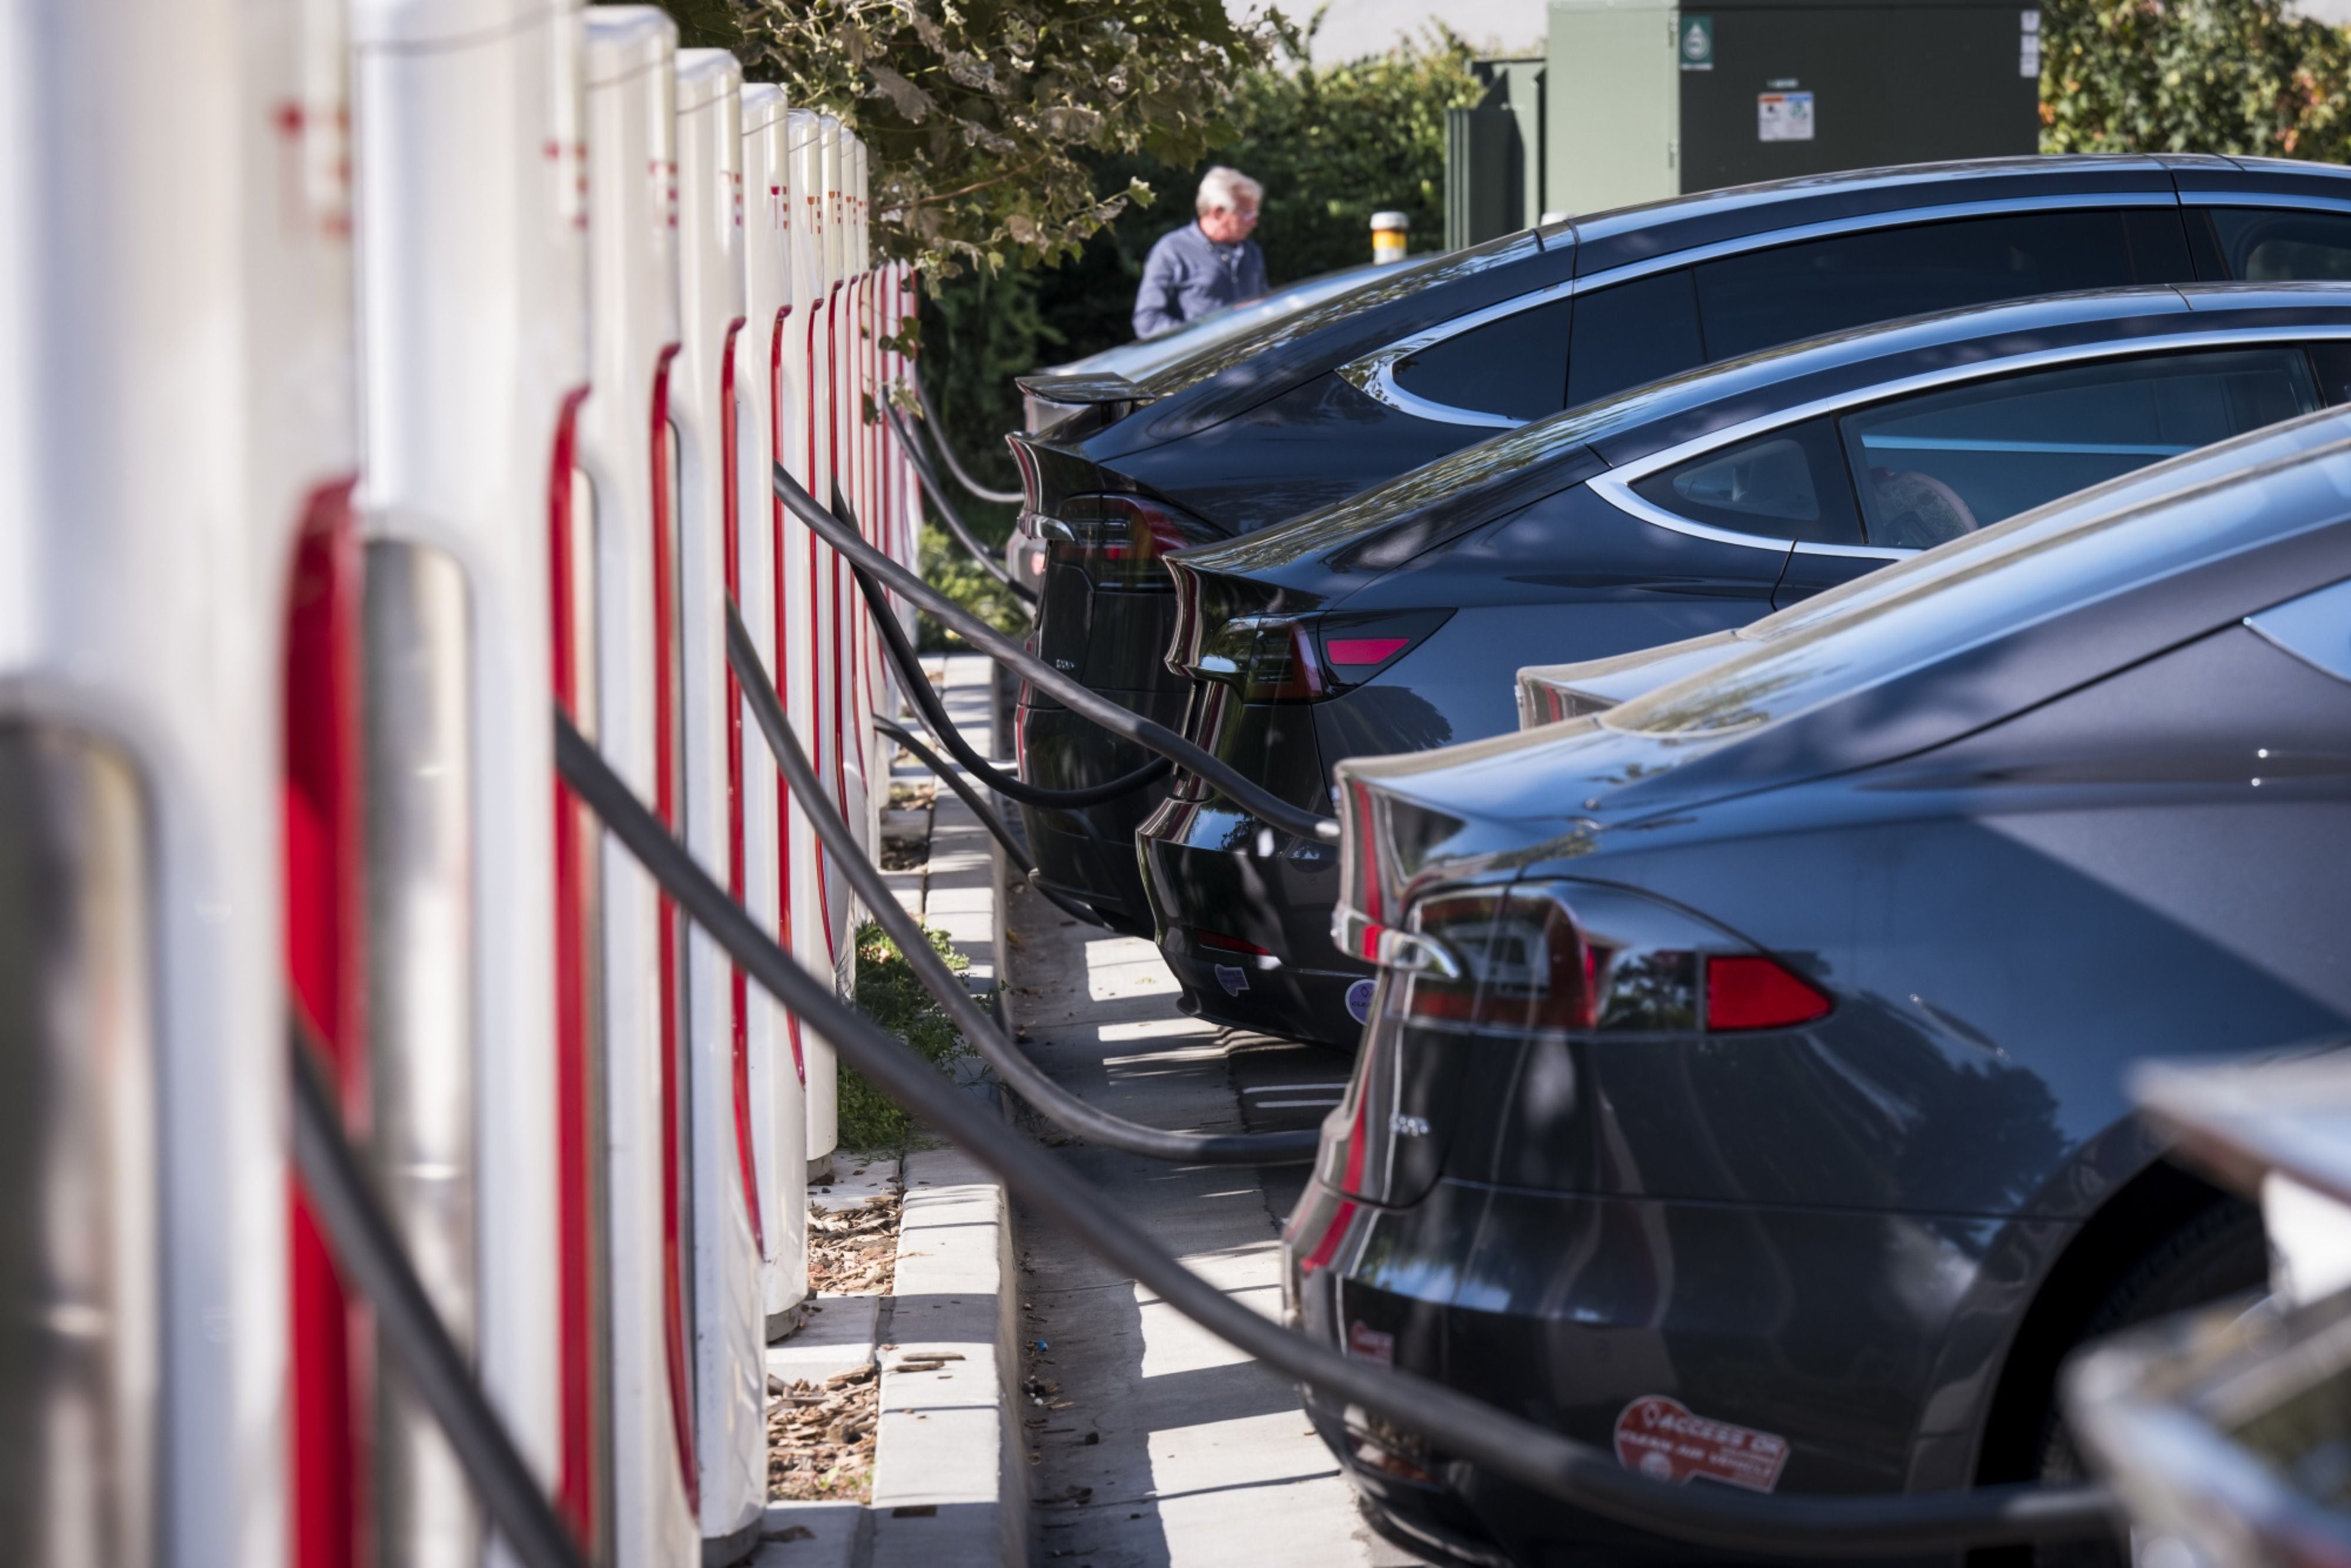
[1195,166,1264,216]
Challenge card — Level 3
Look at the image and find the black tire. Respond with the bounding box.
[2026,1198,2266,1566]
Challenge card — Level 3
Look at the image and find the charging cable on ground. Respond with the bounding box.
[854,548,1170,810]
[731,602,1317,1165]
[911,376,1025,506]
[869,710,1110,931]
[289,1021,589,1568]
[886,405,1036,607]
[779,463,1340,845]
[559,704,2123,1556]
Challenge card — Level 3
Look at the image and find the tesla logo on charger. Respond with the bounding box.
[1612,1395,1789,1492]
[1346,1321,1394,1367]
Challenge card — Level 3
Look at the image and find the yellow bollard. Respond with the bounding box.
[1371,209,1409,265]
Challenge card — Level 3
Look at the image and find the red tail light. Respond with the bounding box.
[1380,880,1831,1038]
[1707,954,1833,1032]
[1197,928,1275,958]
[1184,608,1450,704]
[1040,493,1220,590]
[1337,777,1388,962]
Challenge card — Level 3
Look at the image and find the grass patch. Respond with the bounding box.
[837,920,988,1151]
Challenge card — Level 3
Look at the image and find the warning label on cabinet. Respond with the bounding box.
[1757,91,1815,142]
[1612,1395,1791,1492]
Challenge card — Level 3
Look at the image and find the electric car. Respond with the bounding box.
[1011,154,2351,932]
[1281,404,2351,1566]
[1139,283,2351,1047]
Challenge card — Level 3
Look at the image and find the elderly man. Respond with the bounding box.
[1132,166,1268,339]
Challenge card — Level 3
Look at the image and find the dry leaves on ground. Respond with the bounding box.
[767,1363,879,1502]
[807,1192,901,1296]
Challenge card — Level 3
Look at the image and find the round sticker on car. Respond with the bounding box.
[1345,978,1375,1024]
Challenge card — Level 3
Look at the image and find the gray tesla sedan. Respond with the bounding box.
[1283,406,2351,1564]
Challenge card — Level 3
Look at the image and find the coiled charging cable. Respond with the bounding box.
[853,546,1170,810]
[732,602,1316,1165]
[555,708,2122,1556]
[780,463,1340,845]
[887,403,1036,606]
[912,375,1024,505]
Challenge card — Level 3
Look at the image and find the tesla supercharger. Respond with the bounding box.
[673,48,767,1562]
[345,3,588,1563]
[742,83,812,1336]
[0,0,350,1562]
[797,112,847,1179]
[582,12,699,1566]
[827,129,876,891]
[774,108,838,1185]
[848,137,890,855]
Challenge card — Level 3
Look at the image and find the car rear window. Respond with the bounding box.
[1391,297,1574,420]
[1630,415,1861,545]
[1567,269,1705,409]
[1609,404,2351,738]
[2206,206,2351,282]
[1840,346,2320,549]
[1692,208,2188,362]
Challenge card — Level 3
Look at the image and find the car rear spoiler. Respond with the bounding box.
[1014,369,1153,440]
[1516,629,1750,729]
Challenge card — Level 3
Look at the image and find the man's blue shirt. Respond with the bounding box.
[1133,220,1268,339]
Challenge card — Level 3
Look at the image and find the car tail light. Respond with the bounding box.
[1038,493,1220,591]
[1197,928,1276,961]
[1384,881,1829,1038]
[1707,954,1834,1031]
[1517,669,1608,728]
[1181,607,1450,703]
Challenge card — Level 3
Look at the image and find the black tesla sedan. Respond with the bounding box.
[1011,154,2351,930]
[1141,285,2351,1047]
[1279,404,2351,1566]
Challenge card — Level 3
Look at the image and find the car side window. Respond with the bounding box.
[1629,416,1862,546]
[2203,207,2351,281]
[1837,347,2320,550]
[1692,210,2186,363]
[1390,297,1574,421]
[1565,269,1704,408]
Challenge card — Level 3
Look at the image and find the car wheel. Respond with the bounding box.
[2026,1198,2266,1566]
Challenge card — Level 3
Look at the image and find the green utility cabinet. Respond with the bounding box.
[1447,0,2043,246]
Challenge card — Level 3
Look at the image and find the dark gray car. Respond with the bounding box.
[1281,406,2351,1564]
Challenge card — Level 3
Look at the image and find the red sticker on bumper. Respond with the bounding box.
[1612,1395,1789,1492]
[1346,1321,1395,1367]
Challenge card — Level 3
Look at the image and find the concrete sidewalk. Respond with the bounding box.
[753,654,1021,1567]
[1001,888,1426,1567]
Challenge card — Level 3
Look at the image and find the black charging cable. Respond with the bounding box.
[732,604,1317,1164]
[886,405,1037,606]
[779,463,1340,845]
[853,549,1171,810]
[288,1020,589,1568]
[557,707,2123,1555]
[911,375,1024,505]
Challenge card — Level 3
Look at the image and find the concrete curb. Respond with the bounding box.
[867,1148,1026,1567]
